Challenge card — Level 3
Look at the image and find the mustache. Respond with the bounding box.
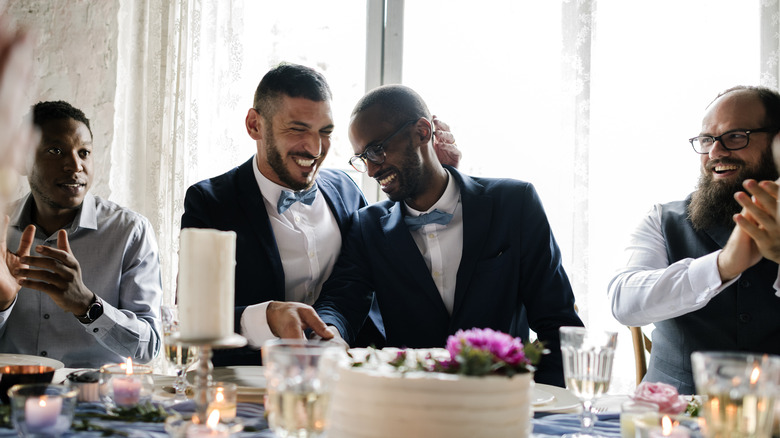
[706,158,744,170]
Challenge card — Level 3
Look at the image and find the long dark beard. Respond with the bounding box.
[688,146,778,231]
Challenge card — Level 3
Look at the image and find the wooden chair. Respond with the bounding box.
[629,326,652,385]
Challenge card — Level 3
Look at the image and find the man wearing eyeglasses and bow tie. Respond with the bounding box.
[609,86,780,394]
[181,64,460,365]
[268,84,583,387]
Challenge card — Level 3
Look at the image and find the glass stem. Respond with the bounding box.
[580,399,596,434]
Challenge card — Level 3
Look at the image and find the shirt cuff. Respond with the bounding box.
[0,295,17,325]
[688,250,739,304]
[240,301,276,349]
[774,267,780,297]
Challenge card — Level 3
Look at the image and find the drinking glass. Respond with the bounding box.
[262,339,344,438]
[692,352,780,438]
[560,326,618,438]
[161,305,198,403]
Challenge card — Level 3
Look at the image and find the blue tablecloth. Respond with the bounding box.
[0,402,623,437]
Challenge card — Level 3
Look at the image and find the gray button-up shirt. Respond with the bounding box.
[1,193,162,367]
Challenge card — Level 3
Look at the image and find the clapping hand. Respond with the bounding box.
[732,179,780,264]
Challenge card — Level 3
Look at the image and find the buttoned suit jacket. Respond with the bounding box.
[315,166,583,386]
[182,157,383,365]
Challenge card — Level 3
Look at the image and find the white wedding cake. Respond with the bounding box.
[327,348,533,438]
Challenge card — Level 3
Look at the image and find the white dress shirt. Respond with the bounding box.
[240,156,341,347]
[607,203,745,327]
[405,170,463,314]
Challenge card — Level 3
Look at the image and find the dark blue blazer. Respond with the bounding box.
[182,157,382,365]
[315,167,583,386]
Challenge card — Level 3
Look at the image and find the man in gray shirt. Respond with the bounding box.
[0,101,162,367]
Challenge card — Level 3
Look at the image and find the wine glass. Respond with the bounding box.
[560,326,618,438]
[161,305,198,403]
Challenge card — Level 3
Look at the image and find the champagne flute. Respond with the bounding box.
[161,305,198,403]
[560,326,618,438]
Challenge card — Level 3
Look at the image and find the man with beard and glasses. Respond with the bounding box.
[1,101,162,367]
[265,84,584,387]
[181,64,460,365]
[608,85,780,394]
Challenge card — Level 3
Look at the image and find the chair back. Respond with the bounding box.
[629,326,652,385]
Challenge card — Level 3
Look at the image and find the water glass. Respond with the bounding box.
[262,339,344,438]
[161,305,198,403]
[9,384,78,438]
[560,326,618,438]
[692,352,780,438]
[620,400,659,438]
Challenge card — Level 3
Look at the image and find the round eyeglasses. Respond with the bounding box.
[348,119,417,173]
[689,127,776,154]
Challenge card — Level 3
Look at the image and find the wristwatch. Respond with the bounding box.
[76,295,104,324]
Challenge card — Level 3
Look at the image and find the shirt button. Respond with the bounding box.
[739,279,750,288]
[40,351,47,357]
[433,271,441,278]
[308,251,315,258]
[43,314,50,319]
[93,328,99,333]
[294,216,301,223]
[738,313,752,323]
[428,233,435,239]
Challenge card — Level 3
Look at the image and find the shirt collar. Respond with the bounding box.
[404,168,461,217]
[10,192,97,233]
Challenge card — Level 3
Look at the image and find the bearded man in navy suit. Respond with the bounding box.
[181,64,459,365]
[270,84,583,387]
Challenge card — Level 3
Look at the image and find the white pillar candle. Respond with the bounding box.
[178,228,237,340]
[25,396,62,431]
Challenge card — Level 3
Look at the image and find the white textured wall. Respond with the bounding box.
[3,0,119,200]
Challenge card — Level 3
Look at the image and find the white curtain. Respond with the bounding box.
[113,0,248,304]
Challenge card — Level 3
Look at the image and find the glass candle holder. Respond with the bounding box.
[620,400,659,438]
[8,383,78,438]
[99,362,154,408]
[207,382,237,422]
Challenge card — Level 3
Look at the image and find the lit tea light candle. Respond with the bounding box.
[649,415,690,438]
[24,396,62,432]
[112,357,142,407]
[208,384,237,421]
[187,409,229,437]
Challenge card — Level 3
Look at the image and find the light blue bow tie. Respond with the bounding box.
[277,184,318,214]
[404,209,453,231]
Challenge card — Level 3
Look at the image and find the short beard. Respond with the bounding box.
[688,146,779,231]
[386,139,424,203]
[264,123,315,191]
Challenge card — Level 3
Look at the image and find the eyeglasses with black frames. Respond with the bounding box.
[689,127,776,154]
[348,119,418,173]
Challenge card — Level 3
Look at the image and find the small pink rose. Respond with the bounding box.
[632,382,687,415]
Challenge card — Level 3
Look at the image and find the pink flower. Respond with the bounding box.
[632,382,688,414]
[446,328,529,367]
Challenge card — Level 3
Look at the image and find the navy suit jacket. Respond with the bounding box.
[182,157,382,365]
[315,167,583,387]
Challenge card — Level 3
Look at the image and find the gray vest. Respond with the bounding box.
[645,198,780,394]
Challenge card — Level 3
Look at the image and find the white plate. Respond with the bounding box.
[532,388,555,406]
[0,354,64,370]
[533,383,581,413]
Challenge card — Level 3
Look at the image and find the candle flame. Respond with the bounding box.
[215,388,224,403]
[206,409,220,429]
[750,366,760,384]
[662,415,673,436]
[125,357,133,375]
[38,398,47,408]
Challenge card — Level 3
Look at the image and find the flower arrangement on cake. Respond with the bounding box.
[350,327,545,377]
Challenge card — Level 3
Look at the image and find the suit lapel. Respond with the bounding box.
[705,224,732,249]
[381,203,449,314]
[450,169,492,318]
[236,159,286,300]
